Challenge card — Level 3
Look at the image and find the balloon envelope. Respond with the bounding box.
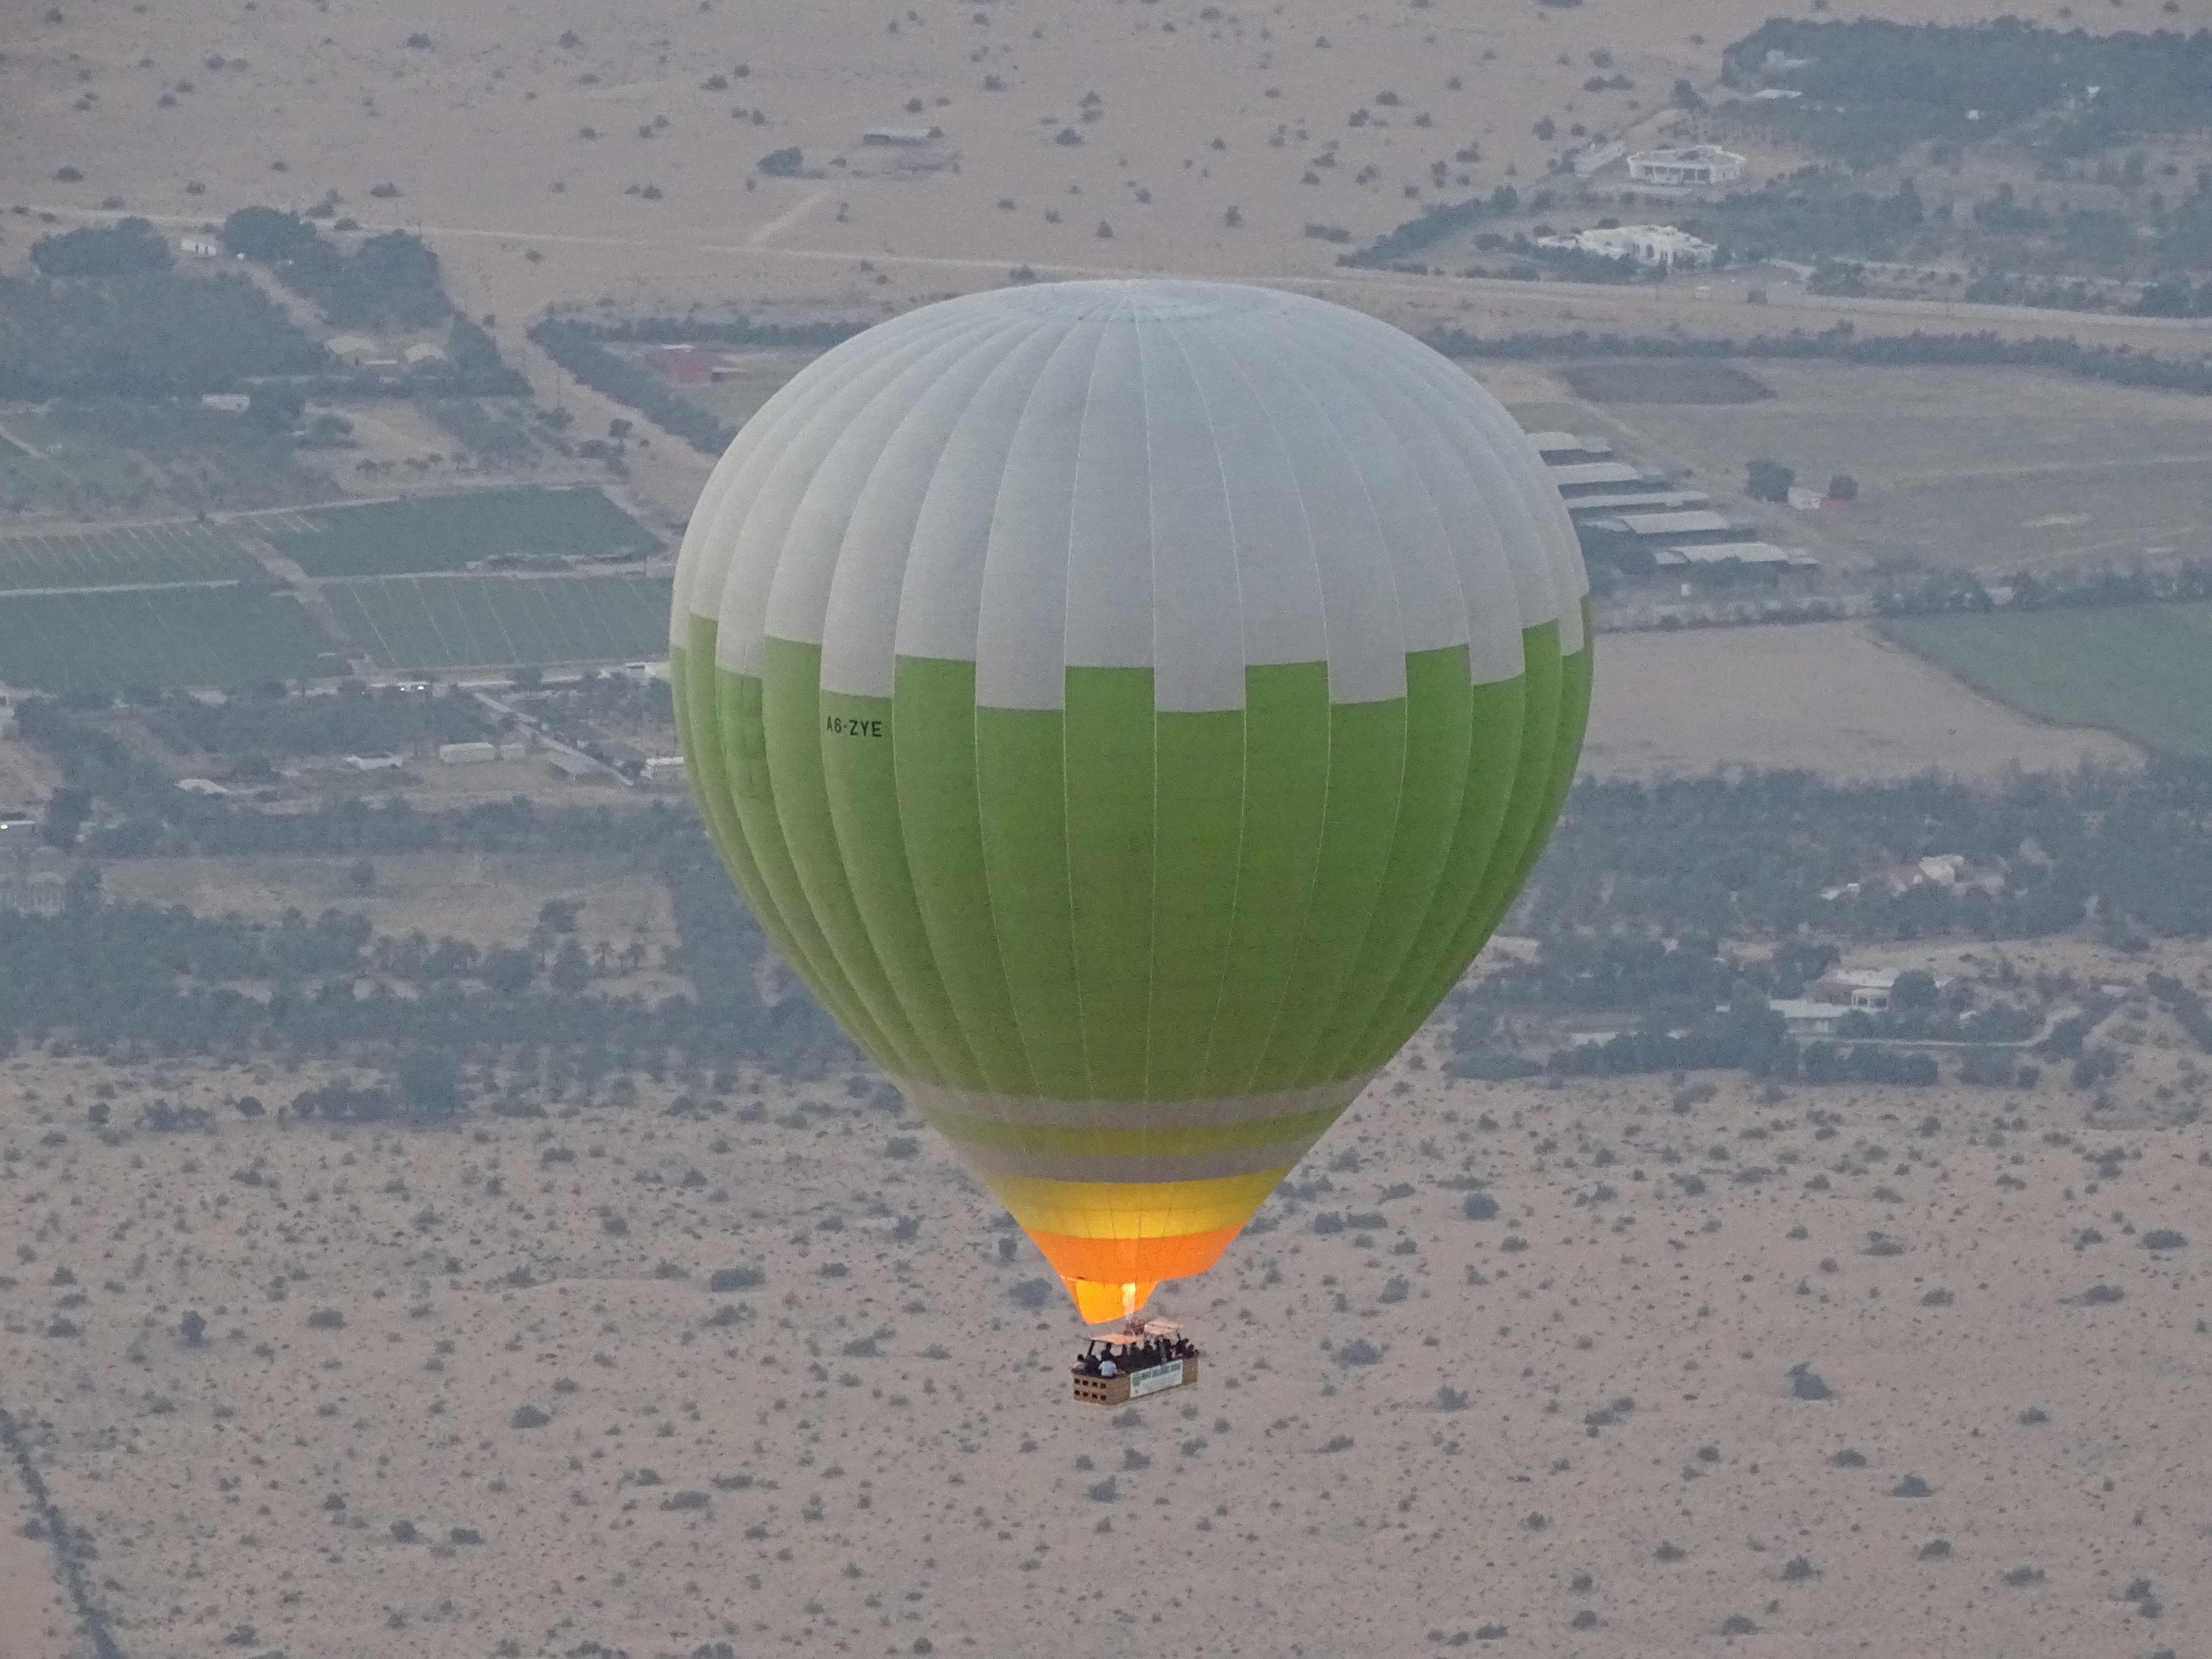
[672,279,1589,1320]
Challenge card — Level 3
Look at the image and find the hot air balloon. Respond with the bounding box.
[672,279,1589,1332]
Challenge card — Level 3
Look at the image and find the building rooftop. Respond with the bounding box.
[1616,509,1736,536]
[1656,541,1816,568]
[1545,461,1646,489]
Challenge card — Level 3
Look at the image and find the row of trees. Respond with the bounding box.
[529,318,737,456]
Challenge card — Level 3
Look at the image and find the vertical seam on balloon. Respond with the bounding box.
[1248,327,1421,1086]
[1074,300,1127,1265]
[1192,318,1326,1098]
[885,320,1056,1105]
[1281,334,1477,1080]
[830,326,1057,1093]
[1229,321,1399,1089]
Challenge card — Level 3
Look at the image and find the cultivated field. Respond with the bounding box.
[326,573,672,672]
[2,930,2209,1659]
[1582,620,2140,780]
[0,586,343,692]
[265,488,659,579]
[0,521,263,592]
[1883,603,2212,759]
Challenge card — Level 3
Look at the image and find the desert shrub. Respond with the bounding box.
[1335,1338,1383,1366]
[1920,1538,1952,1559]
[510,1404,551,1429]
[1891,1474,1932,1497]
[1435,1385,1470,1411]
[661,1490,710,1511]
[1009,1277,1054,1310]
[1789,1364,1833,1400]
[306,1307,345,1330]
[2142,1228,2186,1250]
[708,1266,763,1292]
[1088,1477,1118,1502]
[1832,1448,1867,1467]
[2083,1283,2125,1304]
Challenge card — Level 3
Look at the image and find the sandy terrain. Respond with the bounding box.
[1582,621,2141,781]
[0,931,2207,1658]
[9,0,2212,450]
[0,1505,76,1659]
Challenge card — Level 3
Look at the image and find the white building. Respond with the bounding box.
[178,236,223,257]
[1626,144,1746,186]
[438,740,498,764]
[1536,224,1718,268]
[1769,998,1853,1038]
[1571,140,1627,179]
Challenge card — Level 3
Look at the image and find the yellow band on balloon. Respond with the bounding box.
[977,1169,1287,1240]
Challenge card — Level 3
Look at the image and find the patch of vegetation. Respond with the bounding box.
[221,207,450,329]
[1882,605,2212,760]
[0,268,327,398]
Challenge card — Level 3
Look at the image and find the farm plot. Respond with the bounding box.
[0,520,265,591]
[0,586,346,692]
[1881,603,2212,758]
[267,486,659,577]
[327,573,673,670]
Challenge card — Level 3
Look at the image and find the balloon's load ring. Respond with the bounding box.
[1071,1318,1199,1406]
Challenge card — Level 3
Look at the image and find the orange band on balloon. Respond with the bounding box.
[1024,1222,1244,1286]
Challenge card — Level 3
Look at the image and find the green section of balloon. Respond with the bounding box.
[671,279,1590,1320]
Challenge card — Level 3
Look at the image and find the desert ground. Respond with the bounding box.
[1,931,2209,1659]
[8,0,2212,1653]
[1580,621,2142,781]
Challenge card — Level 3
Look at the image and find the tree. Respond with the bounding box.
[221,205,323,262]
[758,146,804,177]
[549,938,592,992]
[1889,969,1939,1009]
[396,1048,463,1116]
[29,218,172,277]
[1746,457,1796,502]
[179,1310,207,1345]
[1827,472,1859,501]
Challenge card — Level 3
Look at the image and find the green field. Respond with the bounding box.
[0,521,265,591]
[327,573,673,670]
[266,486,659,577]
[0,585,347,692]
[1882,603,2212,757]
